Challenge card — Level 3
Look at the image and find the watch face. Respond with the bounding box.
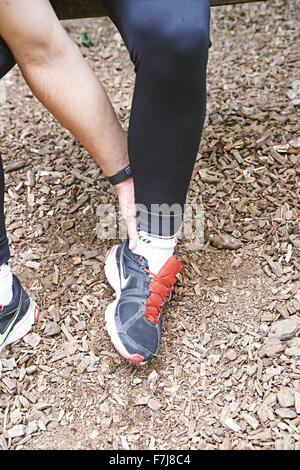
[125,166,132,176]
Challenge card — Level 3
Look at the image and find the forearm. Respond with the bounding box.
[0,0,128,177]
[18,40,128,176]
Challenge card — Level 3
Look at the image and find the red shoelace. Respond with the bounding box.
[141,256,182,324]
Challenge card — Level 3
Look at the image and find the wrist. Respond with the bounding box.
[107,164,132,186]
[114,175,133,194]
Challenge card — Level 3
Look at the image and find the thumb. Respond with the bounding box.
[128,219,138,250]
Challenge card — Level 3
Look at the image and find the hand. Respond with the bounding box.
[114,177,138,250]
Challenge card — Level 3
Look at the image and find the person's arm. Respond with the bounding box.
[0,0,137,248]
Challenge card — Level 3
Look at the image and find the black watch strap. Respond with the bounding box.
[107,165,132,185]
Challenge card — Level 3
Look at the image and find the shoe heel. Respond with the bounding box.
[1,299,40,351]
[104,246,120,293]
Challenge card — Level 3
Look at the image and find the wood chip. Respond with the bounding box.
[147,399,162,411]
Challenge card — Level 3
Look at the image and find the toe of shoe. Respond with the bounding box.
[119,332,157,364]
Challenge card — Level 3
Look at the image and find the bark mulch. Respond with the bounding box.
[0,0,299,450]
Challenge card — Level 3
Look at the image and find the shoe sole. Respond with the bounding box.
[104,246,145,366]
[0,299,40,353]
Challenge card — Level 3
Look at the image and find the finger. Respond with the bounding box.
[128,219,138,250]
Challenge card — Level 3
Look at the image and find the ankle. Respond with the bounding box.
[133,231,177,274]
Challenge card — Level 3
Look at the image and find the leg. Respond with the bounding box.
[0,152,39,350]
[0,154,9,267]
[102,0,211,234]
[0,153,13,306]
[102,0,211,364]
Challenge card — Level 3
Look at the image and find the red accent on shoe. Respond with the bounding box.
[142,256,182,324]
[104,247,112,263]
[111,339,144,366]
[34,305,40,323]
[0,304,4,312]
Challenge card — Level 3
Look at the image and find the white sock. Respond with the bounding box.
[133,230,177,274]
[0,263,13,306]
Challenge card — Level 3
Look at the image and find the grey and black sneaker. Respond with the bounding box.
[0,275,39,353]
[104,239,183,365]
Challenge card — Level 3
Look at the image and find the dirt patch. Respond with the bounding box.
[0,1,299,450]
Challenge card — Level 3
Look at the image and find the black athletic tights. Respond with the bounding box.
[0,0,211,264]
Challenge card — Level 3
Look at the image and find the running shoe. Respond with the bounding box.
[104,239,183,365]
[0,275,39,353]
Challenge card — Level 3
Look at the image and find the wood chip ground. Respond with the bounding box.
[0,1,299,450]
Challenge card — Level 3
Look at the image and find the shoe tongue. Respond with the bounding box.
[124,239,149,269]
[157,256,181,277]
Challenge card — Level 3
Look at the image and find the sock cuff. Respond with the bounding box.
[138,230,177,249]
[136,203,183,236]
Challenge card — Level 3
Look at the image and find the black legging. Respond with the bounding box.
[0,0,211,264]
[101,0,211,234]
[0,154,10,265]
